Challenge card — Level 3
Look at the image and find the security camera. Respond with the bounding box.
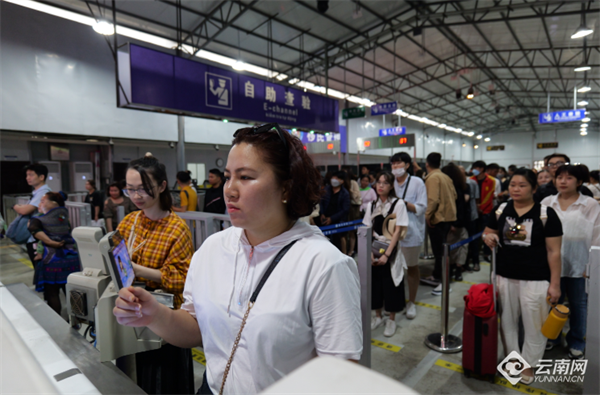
[108,138,114,145]
[214,145,219,151]
[169,142,175,149]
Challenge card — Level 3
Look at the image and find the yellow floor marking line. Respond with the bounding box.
[371,339,401,352]
[0,245,20,249]
[192,348,206,366]
[458,280,478,285]
[414,301,441,311]
[435,359,557,395]
[18,258,34,270]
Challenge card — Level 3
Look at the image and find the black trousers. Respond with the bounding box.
[427,222,451,280]
[465,219,479,266]
[197,371,213,394]
[372,261,406,313]
[133,344,194,395]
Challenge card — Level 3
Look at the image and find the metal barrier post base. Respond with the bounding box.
[424,333,462,353]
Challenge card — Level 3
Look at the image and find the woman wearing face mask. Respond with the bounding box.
[28,192,80,316]
[537,169,552,187]
[359,174,377,213]
[542,165,600,359]
[363,171,409,337]
[116,153,195,394]
[319,171,351,251]
[113,124,362,394]
[103,182,138,232]
[484,168,562,384]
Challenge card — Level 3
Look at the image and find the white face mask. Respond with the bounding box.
[331,179,341,187]
[392,168,406,178]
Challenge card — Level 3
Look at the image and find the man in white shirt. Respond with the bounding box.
[12,163,52,265]
[391,153,427,319]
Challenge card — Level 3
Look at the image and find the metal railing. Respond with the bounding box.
[584,246,600,395]
[176,211,232,250]
[356,226,373,368]
[64,202,92,228]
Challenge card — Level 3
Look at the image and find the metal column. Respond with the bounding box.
[177,115,186,172]
[584,247,600,394]
[357,226,372,368]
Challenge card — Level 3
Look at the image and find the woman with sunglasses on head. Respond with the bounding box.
[363,171,409,338]
[114,125,362,395]
[483,168,562,384]
[116,153,194,394]
[542,165,600,359]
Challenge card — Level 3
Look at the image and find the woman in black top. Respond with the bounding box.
[84,180,103,224]
[483,168,562,384]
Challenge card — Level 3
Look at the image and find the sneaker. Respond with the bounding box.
[454,270,463,282]
[545,341,556,351]
[405,302,417,320]
[371,316,384,330]
[473,263,481,272]
[568,349,584,360]
[432,283,452,296]
[520,373,534,385]
[420,276,441,286]
[383,319,397,337]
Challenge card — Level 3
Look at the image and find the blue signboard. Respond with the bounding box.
[371,101,398,116]
[379,127,406,136]
[119,44,339,132]
[538,109,586,124]
[290,125,347,153]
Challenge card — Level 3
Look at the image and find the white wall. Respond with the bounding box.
[480,128,600,170]
[0,2,242,145]
[346,115,475,165]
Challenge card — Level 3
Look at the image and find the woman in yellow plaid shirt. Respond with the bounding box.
[117,153,194,394]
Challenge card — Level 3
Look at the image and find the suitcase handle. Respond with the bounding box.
[491,246,497,313]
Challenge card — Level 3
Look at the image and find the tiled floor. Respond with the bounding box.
[0,237,583,394]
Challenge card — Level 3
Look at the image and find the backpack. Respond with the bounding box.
[6,214,32,244]
[495,202,548,227]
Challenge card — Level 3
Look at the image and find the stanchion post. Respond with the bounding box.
[425,242,462,353]
[357,226,372,368]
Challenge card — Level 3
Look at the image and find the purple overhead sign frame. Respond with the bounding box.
[117,44,339,132]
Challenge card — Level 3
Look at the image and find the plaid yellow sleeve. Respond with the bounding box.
[157,215,193,308]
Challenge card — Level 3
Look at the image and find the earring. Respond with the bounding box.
[282,200,288,204]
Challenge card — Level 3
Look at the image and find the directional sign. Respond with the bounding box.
[371,101,398,116]
[362,134,416,150]
[538,109,586,124]
[537,142,559,149]
[379,127,406,136]
[342,107,366,119]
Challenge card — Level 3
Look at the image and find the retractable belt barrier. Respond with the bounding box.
[319,219,364,236]
[425,231,484,353]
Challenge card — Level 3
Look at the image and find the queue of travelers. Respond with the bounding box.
[8,130,600,393]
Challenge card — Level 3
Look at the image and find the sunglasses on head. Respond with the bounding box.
[234,123,288,152]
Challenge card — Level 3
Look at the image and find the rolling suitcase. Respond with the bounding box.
[462,247,498,382]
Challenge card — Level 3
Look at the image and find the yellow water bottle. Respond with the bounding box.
[541,297,569,340]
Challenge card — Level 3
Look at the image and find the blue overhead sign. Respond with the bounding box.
[371,101,398,116]
[538,109,586,124]
[379,127,406,136]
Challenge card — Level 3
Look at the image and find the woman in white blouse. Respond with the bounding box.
[113,123,362,394]
[363,171,409,337]
[542,165,600,359]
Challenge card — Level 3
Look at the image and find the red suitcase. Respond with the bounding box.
[462,309,498,381]
[462,247,498,382]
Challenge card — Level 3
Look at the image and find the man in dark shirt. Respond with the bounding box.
[204,168,226,214]
[319,171,350,251]
[534,154,593,202]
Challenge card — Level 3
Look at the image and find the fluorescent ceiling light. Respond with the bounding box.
[476,135,482,140]
[571,25,594,39]
[574,66,591,72]
[581,130,588,136]
[484,137,491,142]
[467,132,475,137]
[578,86,591,93]
[474,145,479,149]
[581,123,588,128]
[578,100,589,106]
[582,117,590,122]
[232,61,245,71]
[276,74,288,81]
[92,20,114,35]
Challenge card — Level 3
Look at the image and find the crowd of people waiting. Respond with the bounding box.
[6,125,600,392]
